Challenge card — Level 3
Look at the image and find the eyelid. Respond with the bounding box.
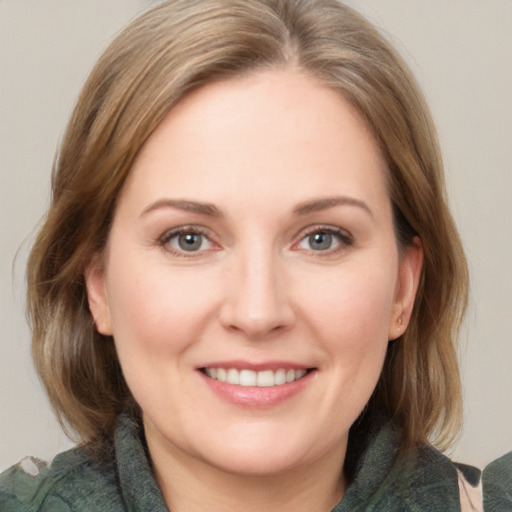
[158,225,218,257]
[293,225,354,253]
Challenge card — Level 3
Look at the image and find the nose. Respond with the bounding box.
[219,246,296,340]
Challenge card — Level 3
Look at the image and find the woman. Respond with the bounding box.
[0,0,510,510]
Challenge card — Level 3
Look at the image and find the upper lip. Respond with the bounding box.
[197,360,314,372]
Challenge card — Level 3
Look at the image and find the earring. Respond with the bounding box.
[397,317,403,332]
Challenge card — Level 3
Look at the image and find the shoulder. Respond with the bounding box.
[402,443,512,511]
[453,453,512,512]
[483,451,512,512]
[340,421,470,510]
[0,447,125,511]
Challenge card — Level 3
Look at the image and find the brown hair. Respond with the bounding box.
[27,0,468,457]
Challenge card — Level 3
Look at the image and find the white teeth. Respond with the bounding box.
[257,370,274,387]
[239,369,257,386]
[274,368,286,385]
[226,368,239,385]
[205,368,217,379]
[204,367,309,387]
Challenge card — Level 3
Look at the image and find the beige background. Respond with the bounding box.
[1,0,511,471]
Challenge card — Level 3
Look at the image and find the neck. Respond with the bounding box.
[146,428,347,512]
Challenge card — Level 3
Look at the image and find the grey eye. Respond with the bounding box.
[177,233,204,251]
[307,232,334,251]
[161,227,215,256]
[297,228,351,253]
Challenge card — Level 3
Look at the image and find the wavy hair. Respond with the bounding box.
[27,0,468,457]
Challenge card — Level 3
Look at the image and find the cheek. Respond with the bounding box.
[301,265,396,344]
[297,259,396,395]
[104,257,222,411]
[106,257,220,353]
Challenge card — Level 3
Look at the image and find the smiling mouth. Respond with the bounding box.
[200,367,313,387]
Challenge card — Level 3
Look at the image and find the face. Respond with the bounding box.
[87,69,422,479]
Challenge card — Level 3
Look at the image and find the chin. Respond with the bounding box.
[201,446,309,477]
[189,423,344,478]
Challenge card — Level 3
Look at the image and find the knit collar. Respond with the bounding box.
[334,421,460,511]
[115,413,168,511]
[114,412,460,511]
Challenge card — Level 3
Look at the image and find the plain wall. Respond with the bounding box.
[1,0,511,471]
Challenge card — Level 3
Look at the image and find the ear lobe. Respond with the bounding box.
[84,253,112,336]
[389,236,423,340]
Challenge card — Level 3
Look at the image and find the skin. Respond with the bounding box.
[86,69,423,512]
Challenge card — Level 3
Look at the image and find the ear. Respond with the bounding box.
[84,252,112,336]
[389,236,423,340]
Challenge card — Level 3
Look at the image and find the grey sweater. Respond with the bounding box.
[1,413,510,511]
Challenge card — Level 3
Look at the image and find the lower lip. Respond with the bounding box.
[199,371,315,408]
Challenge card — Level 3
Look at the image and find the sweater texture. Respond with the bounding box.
[1,413,510,511]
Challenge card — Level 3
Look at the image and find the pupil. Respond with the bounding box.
[310,232,332,250]
[178,233,202,251]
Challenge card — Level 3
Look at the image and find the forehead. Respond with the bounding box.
[121,69,389,217]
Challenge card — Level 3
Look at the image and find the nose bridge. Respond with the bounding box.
[220,237,294,338]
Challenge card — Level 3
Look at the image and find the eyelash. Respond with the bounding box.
[159,226,216,258]
[295,225,354,255]
[158,225,353,258]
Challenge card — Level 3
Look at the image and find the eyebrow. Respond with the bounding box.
[292,196,374,218]
[141,199,223,218]
[141,195,373,219]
